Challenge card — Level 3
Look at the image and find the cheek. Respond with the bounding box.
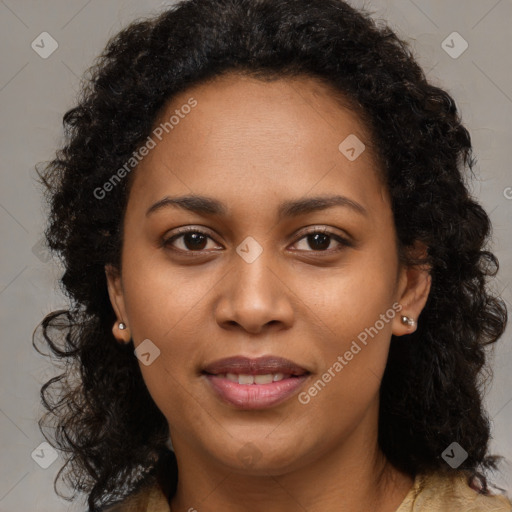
[120,250,206,341]
[302,245,398,333]
[296,298,395,434]
[298,250,398,402]
[118,254,211,404]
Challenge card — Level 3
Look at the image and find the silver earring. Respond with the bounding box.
[401,315,415,327]
[119,322,127,330]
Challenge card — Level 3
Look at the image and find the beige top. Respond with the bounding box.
[104,470,512,511]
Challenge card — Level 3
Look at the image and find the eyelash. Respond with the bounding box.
[161,226,352,255]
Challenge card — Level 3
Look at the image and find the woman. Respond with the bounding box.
[35,0,512,511]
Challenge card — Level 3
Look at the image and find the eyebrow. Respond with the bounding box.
[146,194,368,219]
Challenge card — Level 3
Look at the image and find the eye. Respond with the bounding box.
[162,227,221,253]
[292,227,352,253]
[161,226,352,254]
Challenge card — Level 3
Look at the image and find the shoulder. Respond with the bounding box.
[99,481,170,512]
[396,470,512,512]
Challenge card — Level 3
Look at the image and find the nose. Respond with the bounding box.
[214,251,294,335]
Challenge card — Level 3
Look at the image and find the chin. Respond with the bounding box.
[205,437,312,476]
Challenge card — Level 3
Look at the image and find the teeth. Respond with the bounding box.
[218,372,290,384]
[254,374,274,384]
[238,374,255,385]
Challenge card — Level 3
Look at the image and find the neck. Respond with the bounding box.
[168,411,414,512]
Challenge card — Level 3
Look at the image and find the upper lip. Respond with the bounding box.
[202,356,310,376]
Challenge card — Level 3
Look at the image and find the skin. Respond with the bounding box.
[106,72,431,512]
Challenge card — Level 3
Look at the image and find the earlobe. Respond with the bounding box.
[392,242,432,337]
[112,320,131,343]
[105,264,131,343]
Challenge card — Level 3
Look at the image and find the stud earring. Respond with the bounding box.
[119,322,127,330]
[400,315,416,327]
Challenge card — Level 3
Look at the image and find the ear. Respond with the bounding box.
[392,241,432,336]
[105,264,131,343]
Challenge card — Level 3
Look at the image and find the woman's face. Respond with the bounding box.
[107,73,430,475]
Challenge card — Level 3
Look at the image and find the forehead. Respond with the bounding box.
[127,72,388,216]
[157,72,376,154]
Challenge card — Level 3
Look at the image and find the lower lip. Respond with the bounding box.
[203,374,309,410]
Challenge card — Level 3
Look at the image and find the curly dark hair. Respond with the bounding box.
[34,0,508,510]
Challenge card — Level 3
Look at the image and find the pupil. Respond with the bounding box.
[309,233,330,251]
[185,232,207,250]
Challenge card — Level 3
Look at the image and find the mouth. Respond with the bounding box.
[201,355,311,410]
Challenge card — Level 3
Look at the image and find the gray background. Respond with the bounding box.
[0,1,511,510]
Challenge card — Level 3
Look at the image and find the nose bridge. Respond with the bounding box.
[215,237,293,332]
[231,240,279,308]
